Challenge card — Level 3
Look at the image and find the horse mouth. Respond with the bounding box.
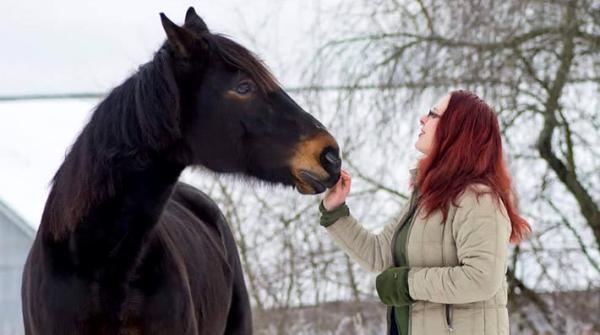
[296,170,328,194]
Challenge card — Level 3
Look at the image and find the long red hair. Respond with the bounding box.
[416,90,531,244]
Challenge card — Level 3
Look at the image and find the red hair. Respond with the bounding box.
[416,90,531,244]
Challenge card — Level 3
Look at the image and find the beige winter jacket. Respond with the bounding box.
[325,184,512,335]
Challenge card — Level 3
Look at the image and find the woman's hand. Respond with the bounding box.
[322,169,351,211]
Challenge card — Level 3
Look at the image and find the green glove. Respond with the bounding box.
[376,266,414,306]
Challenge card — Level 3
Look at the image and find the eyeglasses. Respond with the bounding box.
[427,109,441,119]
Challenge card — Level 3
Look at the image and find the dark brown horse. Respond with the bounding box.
[22,8,340,335]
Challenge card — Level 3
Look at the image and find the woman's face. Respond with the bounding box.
[415,94,450,155]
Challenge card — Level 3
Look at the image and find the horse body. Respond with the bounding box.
[22,8,340,334]
[24,175,249,334]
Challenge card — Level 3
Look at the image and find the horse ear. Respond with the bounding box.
[184,7,209,33]
[160,13,198,57]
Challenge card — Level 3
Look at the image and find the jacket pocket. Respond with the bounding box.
[444,304,454,332]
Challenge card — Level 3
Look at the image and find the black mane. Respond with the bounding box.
[43,51,180,239]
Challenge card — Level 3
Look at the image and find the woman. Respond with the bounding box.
[319,90,531,335]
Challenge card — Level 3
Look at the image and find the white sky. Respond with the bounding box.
[0,0,330,94]
[0,0,335,227]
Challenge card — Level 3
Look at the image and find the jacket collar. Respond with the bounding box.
[409,168,418,185]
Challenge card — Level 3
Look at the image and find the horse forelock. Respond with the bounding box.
[206,34,280,93]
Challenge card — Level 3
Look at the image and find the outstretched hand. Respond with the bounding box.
[322,169,351,211]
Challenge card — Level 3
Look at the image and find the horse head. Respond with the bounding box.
[160,7,341,194]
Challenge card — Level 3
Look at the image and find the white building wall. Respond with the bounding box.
[0,202,34,335]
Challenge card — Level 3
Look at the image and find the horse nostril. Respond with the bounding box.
[322,149,341,170]
[325,152,340,167]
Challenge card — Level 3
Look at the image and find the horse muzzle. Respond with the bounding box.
[290,134,341,194]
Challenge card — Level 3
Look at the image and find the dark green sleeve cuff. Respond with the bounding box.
[318,201,350,227]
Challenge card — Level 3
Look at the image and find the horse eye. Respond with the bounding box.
[235,81,254,95]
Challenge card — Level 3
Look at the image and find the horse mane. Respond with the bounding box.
[42,50,180,240]
[206,34,280,93]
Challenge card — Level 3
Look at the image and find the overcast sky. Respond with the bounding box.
[0,0,331,95]
[0,0,336,227]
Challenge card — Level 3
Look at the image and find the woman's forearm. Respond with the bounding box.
[324,214,397,273]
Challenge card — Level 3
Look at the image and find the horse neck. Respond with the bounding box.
[40,131,185,285]
[42,132,184,234]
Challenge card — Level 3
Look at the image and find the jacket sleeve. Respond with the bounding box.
[407,193,512,304]
[324,206,408,273]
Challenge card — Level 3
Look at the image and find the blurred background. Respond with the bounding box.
[1,0,599,334]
